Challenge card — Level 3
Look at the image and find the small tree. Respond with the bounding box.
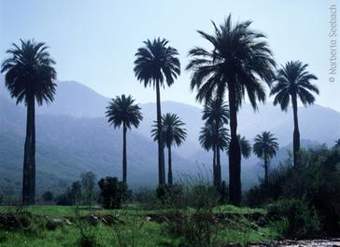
[81,171,96,206]
[98,177,127,209]
[42,191,54,202]
[70,181,82,205]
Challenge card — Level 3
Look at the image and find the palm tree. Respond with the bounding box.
[199,123,229,186]
[134,38,181,185]
[186,15,275,204]
[227,135,251,159]
[270,61,318,167]
[106,95,143,184]
[238,135,252,159]
[253,131,279,185]
[151,113,187,185]
[1,40,57,205]
[202,98,229,186]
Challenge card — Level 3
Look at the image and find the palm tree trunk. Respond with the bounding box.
[292,95,300,167]
[167,145,173,185]
[122,123,127,184]
[264,157,269,186]
[213,145,217,186]
[155,80,165,185]
[228,82,242,205]
[216,147,221,187]
[22,96,36,205]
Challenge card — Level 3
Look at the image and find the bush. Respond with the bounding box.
[42,191,54,202]
[98,177,127,209]
[246,147,340,235]
[56,181,82,206]
[81,171,97,205]
[165,209,220,247]
[156,184,183,206]
[73,207,98,247]
[267,199,320,238]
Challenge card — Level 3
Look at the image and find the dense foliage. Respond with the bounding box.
[246,146,340,236]
[98,177,127,209]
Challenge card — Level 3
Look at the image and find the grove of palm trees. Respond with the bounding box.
[0,5,339,247]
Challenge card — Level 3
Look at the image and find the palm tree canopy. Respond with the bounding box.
[226,135,251,158]
[239,135,251,159]
[106,94,143,129]
[151,113,187,147]
[202,98,229,126]
[186,14,276,109]
[1,39,57,105]
[199,123,229,151]
[270,61,319,111]
[253,131,279,160]
[134,38,181,88]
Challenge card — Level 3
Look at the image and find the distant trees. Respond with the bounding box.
[106,95,143,184]
[1,40,57,205]
[151,113,187,185]
[187,15,275,204]
[134,38,181,185]
[253,131,279,185]
[270,61,318,167]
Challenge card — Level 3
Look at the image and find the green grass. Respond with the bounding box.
[0,205,280,247]
[213,204,266,214]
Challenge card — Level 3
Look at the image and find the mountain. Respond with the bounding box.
[1,78,340,196]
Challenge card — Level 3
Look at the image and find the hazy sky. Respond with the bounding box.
[0,0,338,110]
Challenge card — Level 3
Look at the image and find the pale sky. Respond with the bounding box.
[0,0,338,110]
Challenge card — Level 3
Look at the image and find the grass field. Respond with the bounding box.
[0,204,280,247]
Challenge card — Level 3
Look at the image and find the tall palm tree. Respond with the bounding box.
[1,40,57,205]
[202,98,229,186]
[270,61,318,167]
[253,131,279,185]
[199,123,229,186]
[106,95,143,184]
[151,113,187,185]
[134,38,181,185]
[186,15,275,204]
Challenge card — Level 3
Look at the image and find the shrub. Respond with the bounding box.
[267,199,320,238]
[98,177,127,209]
[186,184,219,209]
[163,200,222,247]
[42,191,54,202]
[56,181,82,205]
[156,184,183,206]
[81,171,97,206]
[74,207,98,247]
[246,147,340,235]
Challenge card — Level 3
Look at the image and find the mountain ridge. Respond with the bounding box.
[1,78,339,195]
